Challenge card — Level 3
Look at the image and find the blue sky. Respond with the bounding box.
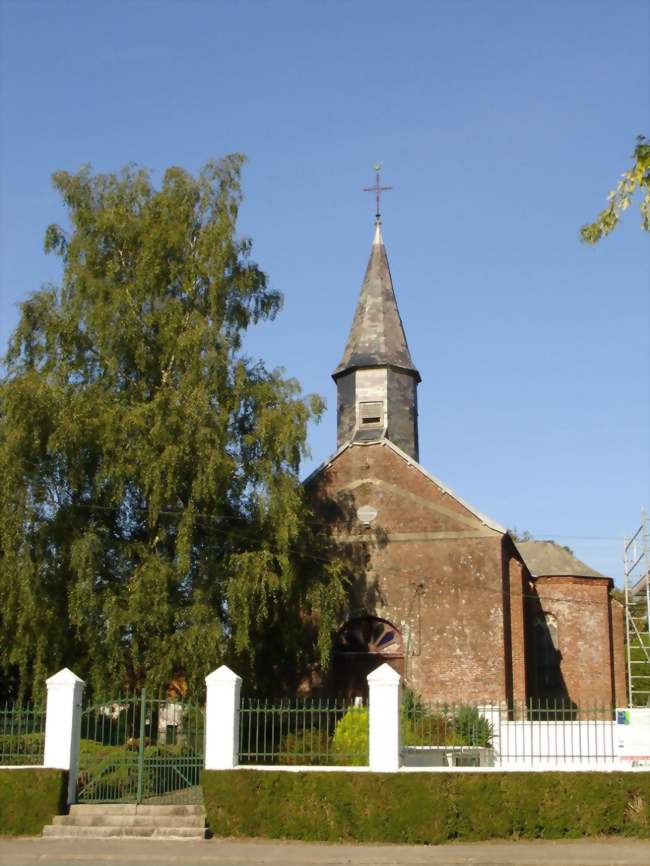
[1,0,648,582]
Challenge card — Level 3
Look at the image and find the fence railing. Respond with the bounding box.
[239,698,368,766]
[402,699,617,767]
[0,702,46,766]
[77,692,204,804]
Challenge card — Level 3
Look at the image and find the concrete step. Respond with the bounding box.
[44,803,207,840]
[53,814,205,828]
[43,824,206,839]
[69,803,204,816]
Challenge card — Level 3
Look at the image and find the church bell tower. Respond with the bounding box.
[332,217,421,461]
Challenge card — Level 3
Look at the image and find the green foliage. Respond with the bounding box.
[581,134,650,243]
[453,705,492,747]
[0,769,67,835]
[508,527,535,542]
[401,691,493,748]
[610,590,650,704]
[0,156,348,700]
[507,529,574,555]
[202,769,650,843]
[327,698,492,764]
[0,732,44,764]
[281,729,331,765]
[77,738,201,801]
[331,706,368,765]
[630,634,650,706]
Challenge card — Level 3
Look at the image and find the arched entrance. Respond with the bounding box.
[331,616,404,699]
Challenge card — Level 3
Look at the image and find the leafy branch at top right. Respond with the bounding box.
[581,134,650,243]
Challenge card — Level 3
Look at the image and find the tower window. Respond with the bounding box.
[359,401,384,428]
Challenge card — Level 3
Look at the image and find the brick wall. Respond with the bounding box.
[611,599,627,707]
[308,441,512,703]
[530,576,616,707]
[307,439,619,710]
[506,550,528,704]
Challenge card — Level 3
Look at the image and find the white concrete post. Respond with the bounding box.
[367,662,402,772]
[43,668,85,804]
[204,665,242,770]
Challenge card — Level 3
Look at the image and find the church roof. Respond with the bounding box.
[303,437,506,534]
[333,221,420,381]
[514,540,606,579]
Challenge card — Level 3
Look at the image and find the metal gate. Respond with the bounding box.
[76,689,204,804]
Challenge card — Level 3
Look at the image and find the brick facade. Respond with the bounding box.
[507,553,528,704]
[309,440,513,703]
[307,439,624,708]
[528,576,619,707]
[611,600,627,707]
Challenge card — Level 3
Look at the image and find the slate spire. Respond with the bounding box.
[333,220,420,382]
[332,219,421,461]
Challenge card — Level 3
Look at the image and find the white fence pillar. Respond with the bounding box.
[367,662,401,772]
[43,668,85,804]
[205,665,242,770]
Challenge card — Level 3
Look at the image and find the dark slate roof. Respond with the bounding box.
[333,222,420,381]
[514,540,607,579]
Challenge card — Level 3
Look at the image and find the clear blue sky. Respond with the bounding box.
[1,0,648,583]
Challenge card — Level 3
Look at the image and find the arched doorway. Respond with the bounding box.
[331,616,404,699]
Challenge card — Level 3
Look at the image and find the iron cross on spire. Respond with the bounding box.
[363,162,392,222]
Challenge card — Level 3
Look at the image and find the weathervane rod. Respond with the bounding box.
[363,162,392,222]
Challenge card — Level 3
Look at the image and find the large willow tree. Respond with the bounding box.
[0,156,346,699]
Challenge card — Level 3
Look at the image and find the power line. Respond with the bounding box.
[8,494,629,541]
[3,495,627,609]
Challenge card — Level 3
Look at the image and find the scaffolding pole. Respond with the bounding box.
[624,507,650,706]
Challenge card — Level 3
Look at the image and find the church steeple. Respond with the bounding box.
[332,219,421,460]
[333,219,419,381]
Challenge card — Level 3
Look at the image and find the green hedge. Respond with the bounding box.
[202,770,650,843]
[0,769,67,836]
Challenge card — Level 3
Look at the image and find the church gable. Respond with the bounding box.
[306,439,504,540]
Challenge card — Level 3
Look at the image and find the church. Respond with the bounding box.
[305,213,626,710]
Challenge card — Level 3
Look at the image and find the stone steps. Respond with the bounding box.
[70,804,204,816]
[53,814,204,827]
[42,804,207,839]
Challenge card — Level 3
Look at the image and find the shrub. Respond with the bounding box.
[281,730,331,765]
[453,705,492,747]
[76,739,201,801]
[401,697,492,748]
[0,732,44,763]
[331,707,368,766]
[0,769,67,835]
[402,709,465,747]
[202,770,650,843]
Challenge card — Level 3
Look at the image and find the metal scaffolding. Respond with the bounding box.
[624,507,650,706]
